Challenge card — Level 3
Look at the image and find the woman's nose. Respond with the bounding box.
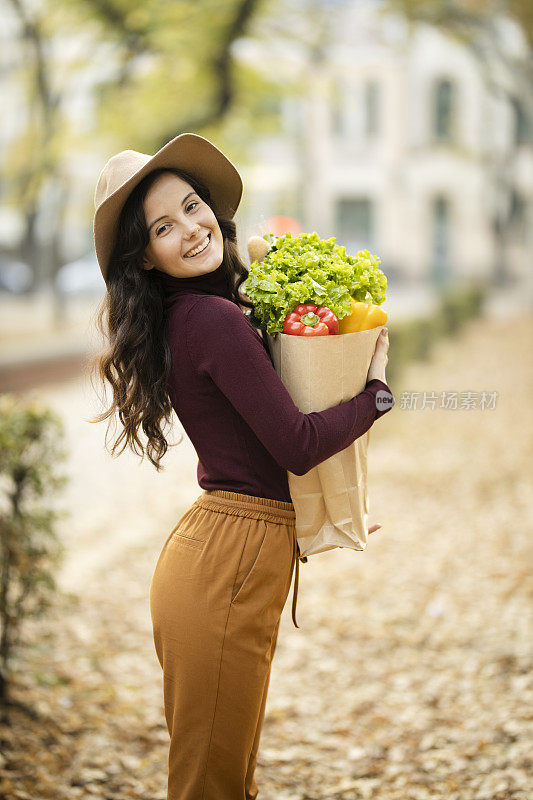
[184,222,200,238]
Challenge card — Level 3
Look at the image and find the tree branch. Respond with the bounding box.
[158,0,263,140]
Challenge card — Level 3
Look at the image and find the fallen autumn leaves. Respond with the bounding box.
[1,313,531,799]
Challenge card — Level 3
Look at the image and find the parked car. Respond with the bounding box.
[0,256,33,293]
[55,251,104,295]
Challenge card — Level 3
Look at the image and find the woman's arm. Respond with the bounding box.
[184,296,394,476]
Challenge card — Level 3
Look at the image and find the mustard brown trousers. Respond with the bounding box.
[149,489,302,800]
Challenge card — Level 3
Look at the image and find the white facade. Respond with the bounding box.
[238,9,532,288]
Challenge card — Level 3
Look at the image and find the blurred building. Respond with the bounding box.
[238,3,532,290]
[1,0,531,298]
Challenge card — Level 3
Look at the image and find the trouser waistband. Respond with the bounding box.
[195,490,302,628]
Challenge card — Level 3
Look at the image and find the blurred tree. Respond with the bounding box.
[1,0,278,296]
[0,394,68,718]
[4,0,65,294]
[79,0,265,147]
[383,0,532,51]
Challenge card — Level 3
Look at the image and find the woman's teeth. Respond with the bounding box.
[184,234,210,257]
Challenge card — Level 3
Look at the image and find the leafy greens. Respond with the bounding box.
[244,232,387,335]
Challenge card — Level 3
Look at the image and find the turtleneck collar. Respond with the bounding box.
[154,262,235,310]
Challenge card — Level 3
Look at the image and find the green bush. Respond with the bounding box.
[463,282,488,318]
[386,283,488,386]
[0,394,69,717]
[438,288,463,337]
[435,282,487,338]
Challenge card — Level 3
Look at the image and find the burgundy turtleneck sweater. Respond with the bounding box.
[156,262,394,503]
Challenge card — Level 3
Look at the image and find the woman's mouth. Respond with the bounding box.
[184,233,211,258]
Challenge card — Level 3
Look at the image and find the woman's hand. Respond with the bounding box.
[367,327,389,384]
[338,522,382,548]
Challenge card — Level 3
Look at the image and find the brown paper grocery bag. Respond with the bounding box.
[266,326,385,560]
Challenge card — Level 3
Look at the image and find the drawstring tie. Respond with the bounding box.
[291,527,307,629]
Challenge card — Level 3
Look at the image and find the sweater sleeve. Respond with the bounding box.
[185,296,394,476]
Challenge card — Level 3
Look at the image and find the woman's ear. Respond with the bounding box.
[142,254,154,271]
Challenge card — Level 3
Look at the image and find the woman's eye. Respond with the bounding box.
[155,201,198,234]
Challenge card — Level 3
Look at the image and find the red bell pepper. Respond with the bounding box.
[283,303,339,336]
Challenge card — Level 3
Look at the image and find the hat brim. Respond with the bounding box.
[93,132,243,282]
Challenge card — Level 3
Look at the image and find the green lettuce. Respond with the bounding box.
[244,231,387,336]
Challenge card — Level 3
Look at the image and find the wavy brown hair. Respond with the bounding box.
[88,166,254,471]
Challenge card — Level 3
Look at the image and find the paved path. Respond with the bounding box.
[7,299,532,799]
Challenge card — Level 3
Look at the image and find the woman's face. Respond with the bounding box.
[142,173,224,278]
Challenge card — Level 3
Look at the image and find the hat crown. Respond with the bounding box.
[94,149,151,210]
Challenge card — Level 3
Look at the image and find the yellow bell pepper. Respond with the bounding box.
[338,299,388,334]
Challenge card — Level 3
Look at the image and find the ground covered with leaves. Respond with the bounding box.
[1,311,531,799]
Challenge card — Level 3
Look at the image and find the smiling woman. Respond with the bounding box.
[88,132,393,800]
[142,172,226,278]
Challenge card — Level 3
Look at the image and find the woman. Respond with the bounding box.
[90,133,392,800]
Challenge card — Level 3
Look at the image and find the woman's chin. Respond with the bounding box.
[205,249,224,271]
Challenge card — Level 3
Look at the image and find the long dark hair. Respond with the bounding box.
[88,166,254,471]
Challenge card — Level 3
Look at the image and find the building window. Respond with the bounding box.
[281,95,302,137]
[335,197,374,251]
[261,93,284,132]
[331,80,343,137]
[509,190,526,242]
[431,195,452,285]
[364,80,380,138]
[331,78,351,138]
[510,96,531,145]
[433,79,455,142]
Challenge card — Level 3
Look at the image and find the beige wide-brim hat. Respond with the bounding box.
[93,132,243,284]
